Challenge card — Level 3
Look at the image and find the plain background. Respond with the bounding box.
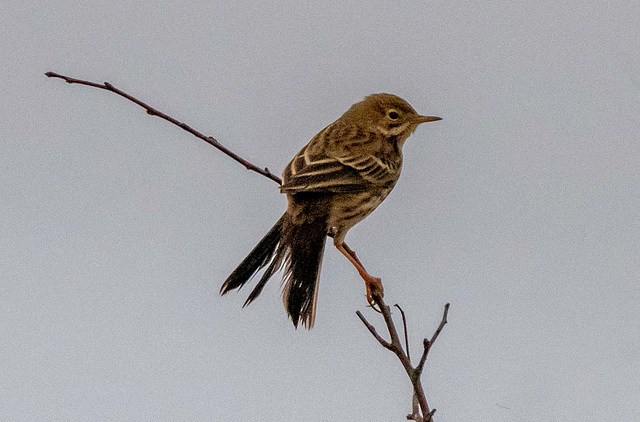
[2,1,639,421]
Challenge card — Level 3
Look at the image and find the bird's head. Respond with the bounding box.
[342,93,441,139]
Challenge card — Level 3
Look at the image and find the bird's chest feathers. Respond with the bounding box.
[378,135,403,172]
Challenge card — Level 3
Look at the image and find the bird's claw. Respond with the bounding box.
[367,300,383,313]
[365,276,384,312]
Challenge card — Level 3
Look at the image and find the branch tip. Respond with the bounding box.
[356,310,392,350]
[394,304,410,359]
[46,71,283,185]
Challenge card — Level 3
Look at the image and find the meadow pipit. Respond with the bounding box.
[220,93,441,328]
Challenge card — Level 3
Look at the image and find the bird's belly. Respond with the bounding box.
[328,188,390,240]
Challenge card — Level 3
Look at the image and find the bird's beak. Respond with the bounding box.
[414,115,442,124]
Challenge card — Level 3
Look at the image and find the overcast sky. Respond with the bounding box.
[2,1,639,421]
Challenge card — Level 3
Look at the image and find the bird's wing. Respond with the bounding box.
[280,126,395,194]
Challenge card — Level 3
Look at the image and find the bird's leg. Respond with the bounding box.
[335,240,384,310]
[341,242,363,266]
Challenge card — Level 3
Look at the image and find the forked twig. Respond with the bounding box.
[394,303,420,418]
[358,299,450,422]
[416,303,450,376]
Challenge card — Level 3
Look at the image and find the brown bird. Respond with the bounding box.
[220,93,441,328]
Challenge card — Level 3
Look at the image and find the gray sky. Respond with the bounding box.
[2,1,639,420]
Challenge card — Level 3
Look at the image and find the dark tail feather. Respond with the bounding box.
[220,215,285,295]
[243,243,286,307]
[221,211,327,329]
[281,213,327,329]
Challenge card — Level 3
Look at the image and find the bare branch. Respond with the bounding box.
[430,303,450,347]
[407,393,420,421]
[415,339,431,378]
[359,298,450,422]
[356,311,393,351]
[395,304,410,359]
[415,303,450,376]
[394,303,422,421]
[45,72,282,185]
[378,301,404,356]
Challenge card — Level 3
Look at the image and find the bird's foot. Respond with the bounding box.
[365,276,384,313]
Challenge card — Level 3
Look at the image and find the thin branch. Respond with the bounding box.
[415,303,449,377]
[379,301,405,357]
[408,394,420,422]
[45,72,282,184]
[359,298,450,422]
[394,304,422,421]
[430,303,450,347]
[356,311,393,351]
[395,304,410,359]
[416,339,431,378]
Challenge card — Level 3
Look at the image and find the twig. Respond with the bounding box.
[356,311,393,351]
[45,72,282,185]
[430,303,450,347]
[358,299,450,422]
[395,304,410,359]
[394,304,421,421]
[416,303,449,375]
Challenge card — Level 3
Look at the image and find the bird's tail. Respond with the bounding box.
[220,212,327,329]
[220,214,285,299]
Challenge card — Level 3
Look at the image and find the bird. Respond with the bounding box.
[220,93,441,328]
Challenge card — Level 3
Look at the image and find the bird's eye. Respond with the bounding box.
[387,110,400,120]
